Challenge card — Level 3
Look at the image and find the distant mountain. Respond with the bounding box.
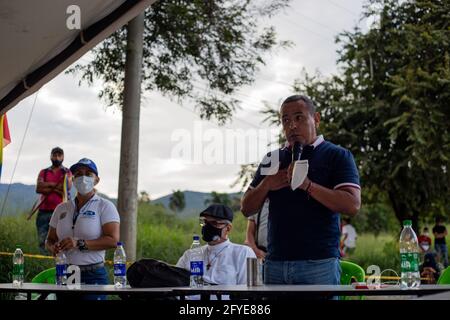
[151,190,242,218]
[0,183,240,218]
[0,183,114,216]
[0,183,39,216]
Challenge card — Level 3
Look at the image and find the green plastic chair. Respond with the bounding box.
[340,260,365,284]
[437,267,450,284]
[31,267,56,300]
[340,260,365,300]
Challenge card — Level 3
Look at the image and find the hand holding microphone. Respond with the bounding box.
[288,142,309,190]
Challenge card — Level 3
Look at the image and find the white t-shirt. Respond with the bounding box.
[248,199,269,249]
[49,194,120,265]
[342,224,357,248]
[176,239,256,285]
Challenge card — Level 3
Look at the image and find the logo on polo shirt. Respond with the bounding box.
[82,210,96,216]
[60,212,67,219]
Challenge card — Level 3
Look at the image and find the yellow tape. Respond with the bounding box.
[0,252,132,266]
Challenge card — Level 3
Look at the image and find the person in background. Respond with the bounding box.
[418,227,432,254]
[433,216,448,268]
[35,147,72,254]
[46,158,120,300]
[244,199,269,259]
[340,218,357,258]
[177,204,256,286]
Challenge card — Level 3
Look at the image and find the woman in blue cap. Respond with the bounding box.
[45,158,120,300]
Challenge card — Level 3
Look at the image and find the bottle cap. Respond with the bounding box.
[117,242,123,246]
[193,235,200,240]
[403,219,412,226]
[15,245,21,248]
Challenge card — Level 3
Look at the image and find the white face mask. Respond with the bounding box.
[74,176,95,195]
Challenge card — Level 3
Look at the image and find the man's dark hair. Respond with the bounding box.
[281,95,316,115]
[51,147,64,155]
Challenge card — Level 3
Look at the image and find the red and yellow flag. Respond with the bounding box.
[0,114,11,180]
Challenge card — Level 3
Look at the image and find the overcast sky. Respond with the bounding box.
[2,0,369,199]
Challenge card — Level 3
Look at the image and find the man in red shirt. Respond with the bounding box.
[35,147,72,254]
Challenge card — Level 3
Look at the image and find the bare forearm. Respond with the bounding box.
[85,235,118,251]
[244,221,257,248]
[308,183,360,216]
[241,183,269,217]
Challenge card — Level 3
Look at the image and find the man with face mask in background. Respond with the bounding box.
[35,147,72,254]
[176,204,256,286]
[46,158,120,300]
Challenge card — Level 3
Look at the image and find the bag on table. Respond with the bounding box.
[127,258,190,288]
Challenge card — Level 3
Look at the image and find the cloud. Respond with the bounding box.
[2,1,366,199]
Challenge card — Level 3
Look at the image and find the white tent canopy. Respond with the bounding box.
[0,0,155,114]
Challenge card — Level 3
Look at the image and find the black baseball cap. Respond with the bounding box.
[51,147,64,155]
[199,204,234,222]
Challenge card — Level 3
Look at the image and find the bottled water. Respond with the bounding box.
[55,251,68,285]
[400,220,421,289]
[114,242,127,288]
[12,245,24,287]
[189,235,204,288]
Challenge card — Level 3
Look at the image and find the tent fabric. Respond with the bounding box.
[0,0,155,114]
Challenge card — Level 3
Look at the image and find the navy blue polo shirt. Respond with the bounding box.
[248,136,360,261]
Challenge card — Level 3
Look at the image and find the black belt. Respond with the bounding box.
[78,262,104,271]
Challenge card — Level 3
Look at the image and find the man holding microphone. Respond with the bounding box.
[241,95,361,286]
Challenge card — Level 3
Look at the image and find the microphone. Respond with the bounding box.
[292,142,303,162]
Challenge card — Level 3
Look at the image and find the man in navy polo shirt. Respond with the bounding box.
[241,95,361,286]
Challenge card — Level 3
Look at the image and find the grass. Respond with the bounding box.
[1,203,447,293]
[345,233,400,274]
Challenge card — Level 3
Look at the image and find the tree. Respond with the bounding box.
[169,190,186,212]
[68,0,292,123]
[293,0,450,232]
[138,191,151,203]
[68,0,292,258]
[204,191,231,207]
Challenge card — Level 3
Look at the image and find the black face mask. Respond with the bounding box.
[51,160,63,167]
[201,223,225,242]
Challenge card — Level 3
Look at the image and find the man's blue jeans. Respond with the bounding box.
[435,243,449,268]
[264,257,341,285]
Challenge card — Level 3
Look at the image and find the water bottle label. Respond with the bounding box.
[190,261,204,276]
[13,264,24,276]
[56,264,67,276]
[114,263,126,276]
[400,252,419,272]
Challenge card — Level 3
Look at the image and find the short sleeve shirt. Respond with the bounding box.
[38,167,73,211]
[49,194,120,265]
[248,137,360,260]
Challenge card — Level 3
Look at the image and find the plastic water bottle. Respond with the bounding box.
[55,251,68,285]
[114,242,127,288]
[12,245,24,287]
[189,235,204,288]
[400,220,421,289]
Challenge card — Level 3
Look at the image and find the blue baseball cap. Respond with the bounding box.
[70,158,98,176]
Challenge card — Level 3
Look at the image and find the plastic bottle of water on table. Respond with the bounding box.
[12,245,24,287]
[400,219,421,289]
[189,235,204,288]
[114,242,127,288]
[55,251,68,285]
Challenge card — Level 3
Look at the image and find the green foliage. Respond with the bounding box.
[294,0,450,231]
[168,189,186,212]
[204,191,230,207]
[67,0,292,124]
